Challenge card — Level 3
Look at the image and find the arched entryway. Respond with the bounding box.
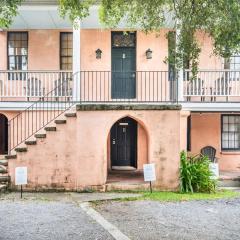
[107,116,148,186]
[0,114,8,155]
[110,117,137,169]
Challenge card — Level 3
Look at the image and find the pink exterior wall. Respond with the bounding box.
[0,32,7,70]
[0,30,72,71]
[0,29,223,72]
[8,109,189,191]
[197,31,222,69]
[191,113,240,171]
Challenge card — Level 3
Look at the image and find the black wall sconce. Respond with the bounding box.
[146,48,153,59]
[95,48,102,59]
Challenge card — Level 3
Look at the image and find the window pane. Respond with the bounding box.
[60,33,73,70]
[8,32,28,72]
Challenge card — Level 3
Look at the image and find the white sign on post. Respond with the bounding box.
[143,163,156,182]
[15,167,28,185]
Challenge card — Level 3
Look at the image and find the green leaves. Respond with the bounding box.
[0,0,22,28]
[180,151,216,193]
[58,0,96,26]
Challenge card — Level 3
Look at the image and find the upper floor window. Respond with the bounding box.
[222,115,240,151]
[60,32,73,70]
[224,55,240,70]
[7,32,28,71]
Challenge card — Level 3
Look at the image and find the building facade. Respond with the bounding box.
[0,1,239,191]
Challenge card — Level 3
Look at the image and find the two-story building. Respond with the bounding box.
[0,0,239,191]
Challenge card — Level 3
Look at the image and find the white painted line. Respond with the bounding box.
[80,202,130,240]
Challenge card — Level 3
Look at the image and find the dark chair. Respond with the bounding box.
[25,78,45,100]
[212,77,232,102]
[200,146,217,163]
[186,78,205,102]
[54,78,72,98]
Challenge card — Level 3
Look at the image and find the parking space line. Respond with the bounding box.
[80,202,130,240]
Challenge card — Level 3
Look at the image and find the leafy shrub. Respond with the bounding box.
[180,151,216,193]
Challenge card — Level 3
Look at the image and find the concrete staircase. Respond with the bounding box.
[0,157,10,192]
[1,109,78,191]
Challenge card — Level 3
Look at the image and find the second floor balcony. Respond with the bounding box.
[0,70,240,106]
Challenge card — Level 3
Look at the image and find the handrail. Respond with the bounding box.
[8,71,77,152]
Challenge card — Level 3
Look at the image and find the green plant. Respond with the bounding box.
[180,151,216,193]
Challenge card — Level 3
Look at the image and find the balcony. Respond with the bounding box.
[0,70,72,102]
[0,70,240,107]
[183,70,240,102]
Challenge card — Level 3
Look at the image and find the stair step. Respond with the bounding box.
[35,133,47,138]
[25,140,37,145]
[54,119,66,124]
[0,176,10,183]
[5,155,17,160]
[15,147,27,153]
[0,184,7,191]
[0,159,8,166]
[0,166,7,174]
[44,126,57,131]
[65,112,77,118]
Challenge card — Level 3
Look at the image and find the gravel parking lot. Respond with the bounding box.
[0,193,240,240]
[0,201,114,240]
[97,198,240,240]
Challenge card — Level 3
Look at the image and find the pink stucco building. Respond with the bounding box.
[0,0,239,191]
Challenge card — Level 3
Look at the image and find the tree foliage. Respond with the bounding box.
[0,0,22,28]
[1,0,240,71]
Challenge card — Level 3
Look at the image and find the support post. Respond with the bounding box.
[176,24,184,103]
[73,18,81,102]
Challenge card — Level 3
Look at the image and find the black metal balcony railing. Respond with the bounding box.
[77,71,177,103]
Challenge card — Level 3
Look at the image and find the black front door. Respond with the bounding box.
[111,117,137,168]
[111,32,136,99]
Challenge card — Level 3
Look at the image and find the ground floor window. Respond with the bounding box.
[221,115,240,150]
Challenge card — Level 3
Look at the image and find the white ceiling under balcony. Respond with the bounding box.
[9,4,174,30]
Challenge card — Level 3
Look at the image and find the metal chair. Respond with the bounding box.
[186,78,205,102]
[200,146,217,163]
[212,77,232,102]
[25,78,45,100]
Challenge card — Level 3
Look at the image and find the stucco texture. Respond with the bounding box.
[8,109,189,191]
[191,113,240,171]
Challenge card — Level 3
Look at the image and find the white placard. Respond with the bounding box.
[209,163,219,179]
[143,163,156,182]
[15,167,28,185]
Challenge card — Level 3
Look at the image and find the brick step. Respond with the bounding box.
[218,179,240,188]
[105,182,150,191]
[0,159,8,166]
[0,184,7,192]
[0,176,10,183]
[15,146,28,153]
[0,165,7,174]
[65,112,77,118]
[25,139,37,145]
[54,119,66,124]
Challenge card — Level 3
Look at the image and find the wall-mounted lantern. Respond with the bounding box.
[95,48,102,59]
[146,48,153,59]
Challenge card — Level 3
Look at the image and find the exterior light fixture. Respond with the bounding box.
[95,48,102,59]
[146,48,153,59]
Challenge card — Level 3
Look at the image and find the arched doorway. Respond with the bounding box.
[110,117,137,169]
[0,114,8,155]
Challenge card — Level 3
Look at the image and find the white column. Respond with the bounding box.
[176,24,184,102]
[73,18,81,102]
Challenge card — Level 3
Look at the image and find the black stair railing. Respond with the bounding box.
[8,71,78,153]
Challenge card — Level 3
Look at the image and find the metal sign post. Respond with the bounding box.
[15,167,27,199]
[143,163,156,193]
